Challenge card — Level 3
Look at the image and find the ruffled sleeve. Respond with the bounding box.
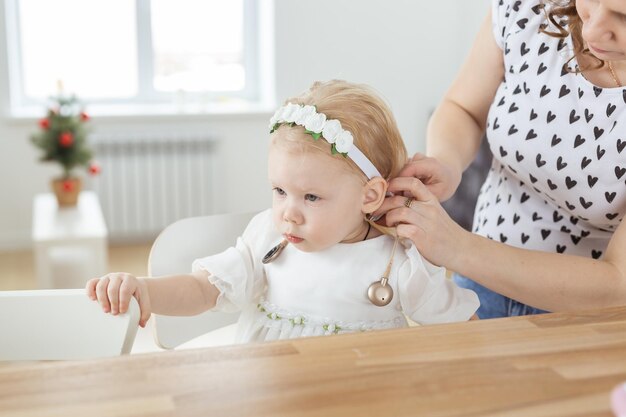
[397,244,479,324]
[191,209,277,313]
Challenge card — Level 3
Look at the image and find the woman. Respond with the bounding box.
[378,0,626,318]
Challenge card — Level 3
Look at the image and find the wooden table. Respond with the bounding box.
[1,306,625,417]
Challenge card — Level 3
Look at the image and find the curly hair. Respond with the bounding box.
[540,0,604,72]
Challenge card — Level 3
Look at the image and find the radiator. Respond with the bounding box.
[89,133,216,242]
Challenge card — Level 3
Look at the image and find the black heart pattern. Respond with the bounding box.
[538,63,547,75]
[476,0,622,261]
[574,135,586,148]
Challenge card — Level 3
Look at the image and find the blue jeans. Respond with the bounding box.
[453,273,550,319]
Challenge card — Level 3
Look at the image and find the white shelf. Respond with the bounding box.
[32,191,108,289]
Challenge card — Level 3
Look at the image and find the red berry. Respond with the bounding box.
[80,112,90,121]
[59,132,73,147]
[88,162,101,175]
[62,180,74,192]
[39,118,50,129]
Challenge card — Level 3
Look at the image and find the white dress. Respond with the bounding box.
[193,210,479,343]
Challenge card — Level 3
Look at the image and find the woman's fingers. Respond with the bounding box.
[388,177,437,204]
[372,177,436,220]
[397,155,436,180]
[379,176,467,268]
[397,153,461,201]
[410,152,426,162]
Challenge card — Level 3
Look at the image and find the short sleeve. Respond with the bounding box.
[491,0,508,50]
[192,210,277,313]
[397,245,479,324]
[492,0,531,51]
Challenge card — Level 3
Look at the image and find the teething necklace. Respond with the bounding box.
[263,221,371,264]
[262,239,288,264]
[366,234,399,306]
[262,222,399,307]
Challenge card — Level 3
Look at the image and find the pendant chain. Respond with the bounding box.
[607,61,623,88]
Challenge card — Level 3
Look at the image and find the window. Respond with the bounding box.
[5,0,263,113]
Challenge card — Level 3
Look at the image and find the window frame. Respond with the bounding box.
[4,0,261,114]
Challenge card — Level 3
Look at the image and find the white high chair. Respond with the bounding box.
[0,289,139,361]
[148,211,258,349]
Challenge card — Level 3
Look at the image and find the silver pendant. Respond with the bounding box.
[262,239,288,264]
[367,277,393,306]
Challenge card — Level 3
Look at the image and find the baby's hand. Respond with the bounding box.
[86,273,152,327]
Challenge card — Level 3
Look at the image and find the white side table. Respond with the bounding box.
[32,191,108,289]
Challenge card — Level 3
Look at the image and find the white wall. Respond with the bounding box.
[0,0,488,250]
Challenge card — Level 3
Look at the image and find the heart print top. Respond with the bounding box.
[473,0,626,259]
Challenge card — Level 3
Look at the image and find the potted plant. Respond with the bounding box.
[31,95,100,206]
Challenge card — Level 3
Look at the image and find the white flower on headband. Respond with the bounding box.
[281,103,300,123]
[269,102,354,156]
[304,112,326,134]
[269,102,382,179]
[293,105,316,125]
[268,115,279,131]
[334,130,354,154]
[321,119,342,144]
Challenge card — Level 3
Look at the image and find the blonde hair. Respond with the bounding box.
[270,80,407,180]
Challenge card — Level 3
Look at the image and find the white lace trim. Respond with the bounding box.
[256,300,406,334]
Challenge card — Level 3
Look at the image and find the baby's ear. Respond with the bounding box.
[362,177,387,214]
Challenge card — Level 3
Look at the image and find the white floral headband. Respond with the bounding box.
[269,103,383,179]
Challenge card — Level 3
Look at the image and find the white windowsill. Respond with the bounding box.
[5,98,276,124]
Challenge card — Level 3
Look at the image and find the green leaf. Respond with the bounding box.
[311,132,321,140]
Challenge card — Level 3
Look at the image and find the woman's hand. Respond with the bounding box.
[375,176,469,268]
[397,153,462,202]
[86,273,152,327]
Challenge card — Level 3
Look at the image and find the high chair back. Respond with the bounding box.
[0,289,139,361]
[148,211,257,349]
